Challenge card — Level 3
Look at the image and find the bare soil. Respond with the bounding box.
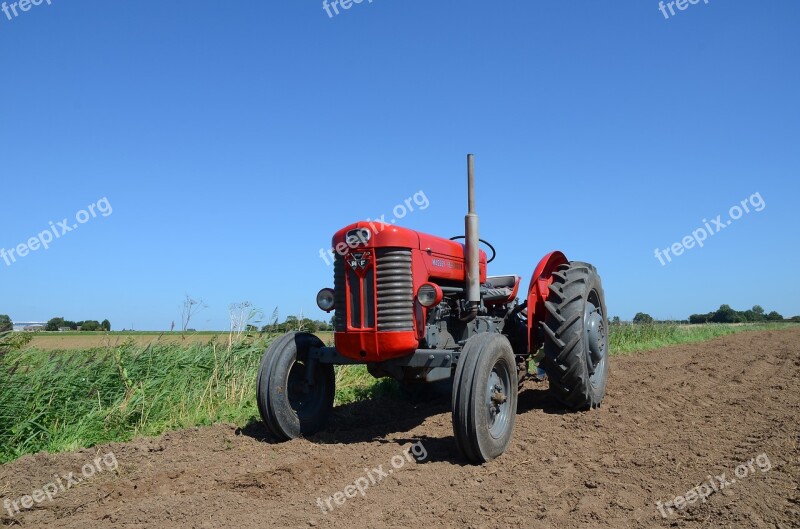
[2,329,798,528]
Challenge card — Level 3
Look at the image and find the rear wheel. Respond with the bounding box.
[541,261,609,410]
[452,333,518,463]
[256,332,335,440]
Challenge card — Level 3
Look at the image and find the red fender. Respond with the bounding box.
[526,251,569,353]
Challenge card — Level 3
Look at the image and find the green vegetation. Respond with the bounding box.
[688,304,786,324]
[0,322,795,464]
[0,337,262,464]
[0,334,391,464]
[46,317,112,332]
[608,321,790,354]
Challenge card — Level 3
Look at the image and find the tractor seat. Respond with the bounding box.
[482,275,521,305]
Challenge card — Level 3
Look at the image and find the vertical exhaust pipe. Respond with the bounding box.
[461,154,480,322]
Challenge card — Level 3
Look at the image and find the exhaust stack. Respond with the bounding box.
[463,154,480,318]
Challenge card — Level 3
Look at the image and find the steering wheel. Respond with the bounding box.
[449,236,497,264]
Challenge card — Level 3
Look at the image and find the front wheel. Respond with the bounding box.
[541,261,609,410]
[452,333,518,463]
[256,332,335,440]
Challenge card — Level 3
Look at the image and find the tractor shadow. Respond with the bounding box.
[319,395,471,465]
[516,383,576,415]
[238,382,573,464]
[238,393,470,464]
[320,394,450,443]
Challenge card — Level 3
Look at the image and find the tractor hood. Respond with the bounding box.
[332,221,484,260]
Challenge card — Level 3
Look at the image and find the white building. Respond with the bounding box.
[12,322,47,332]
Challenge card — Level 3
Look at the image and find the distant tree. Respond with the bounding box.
[689,313,709,324]
[101,319,111,331]
[611,316,621,326]
[80,320,101,331]
[0,315,12,332]
[791,316,800,323]
[633,313,654,324]
[709,304,741,324]
[766,311,784,321]
[63,320,78,330]
[46,317,65,331]
[752,305,765,316]
[284,315,299,331]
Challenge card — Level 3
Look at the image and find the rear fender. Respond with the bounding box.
[526,251,568,353]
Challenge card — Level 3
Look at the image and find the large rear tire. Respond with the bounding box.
[256,332,335,440]
[541,261,609,410]
[452,333,518,463]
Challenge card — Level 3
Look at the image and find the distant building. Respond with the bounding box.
[12,322,47,332]
[58,327,72,332]
[22,325,45,332]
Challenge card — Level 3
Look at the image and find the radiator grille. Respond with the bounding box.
[376,248,414,331]
[333,247,414,331]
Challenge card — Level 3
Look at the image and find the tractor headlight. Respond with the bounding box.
[345,228,371,247]
[417,283,443,308]
[316,288,336,312]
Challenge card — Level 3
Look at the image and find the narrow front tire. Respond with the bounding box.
[256,332,335,440]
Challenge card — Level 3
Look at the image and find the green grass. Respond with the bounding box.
[0,323,794,464]
[0,335,399,464]
[0,337,265,464]
[608,322,791,354]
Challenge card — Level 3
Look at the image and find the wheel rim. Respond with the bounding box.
[584,296,607,389]
[287,360,327,419]
[486,361,512,439]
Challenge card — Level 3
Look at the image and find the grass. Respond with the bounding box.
[608,322,791,354]
[0,334,396,464]
[0,322,794,464]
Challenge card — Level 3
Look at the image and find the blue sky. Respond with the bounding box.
[1,0,798,330]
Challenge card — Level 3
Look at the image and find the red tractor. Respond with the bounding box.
[257,155,608,463]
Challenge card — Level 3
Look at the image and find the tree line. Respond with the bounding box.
[45,317,112,332]
[687,304,790,324]
[0,315,113,332]
[260,315,334,334]
[621,305,797,325]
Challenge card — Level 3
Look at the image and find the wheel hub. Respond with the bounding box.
[288,361,325,415]
[486,368,511,439]
[585,302,606,370]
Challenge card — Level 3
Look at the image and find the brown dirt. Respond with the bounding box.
[2,329,798,528]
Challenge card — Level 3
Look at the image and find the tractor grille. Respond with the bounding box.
[333,247,414,332]
[376,248,414,331]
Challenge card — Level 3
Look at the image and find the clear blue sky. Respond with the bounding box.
[1,1,798,330]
